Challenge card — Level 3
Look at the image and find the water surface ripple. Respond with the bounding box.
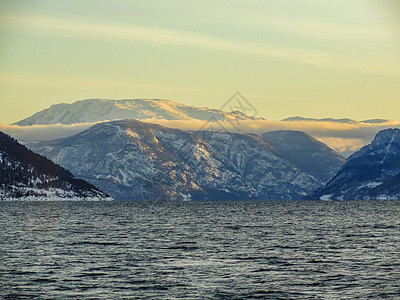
[1,201,399,299]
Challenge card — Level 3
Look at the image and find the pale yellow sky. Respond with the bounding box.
[1,0,399,124]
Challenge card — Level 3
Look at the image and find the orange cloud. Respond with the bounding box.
[0,123,96,143]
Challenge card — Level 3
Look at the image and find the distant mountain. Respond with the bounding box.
[0,131,111,200]
[311,128,400,200]
[361,119,391,124]
[282,116,390,124]
[261,131,345,183]
[29,120,343,200]
[14,98,263,126]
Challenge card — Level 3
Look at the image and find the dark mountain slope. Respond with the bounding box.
[311,128,400,200]
[0,131,110,200]
[261,130,345,183]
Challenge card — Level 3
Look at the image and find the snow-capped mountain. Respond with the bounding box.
[282,116,390,124]
[30,120,344,200]
[261,131,345,183]
[0,131,111,200]
[311,128,400,200]
[14,98,263,126]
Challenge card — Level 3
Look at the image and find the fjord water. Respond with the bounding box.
[1,201,399,299]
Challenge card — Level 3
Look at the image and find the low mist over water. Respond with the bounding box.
[1,200,399,299]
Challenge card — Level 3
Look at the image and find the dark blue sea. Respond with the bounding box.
[1,200,400,299]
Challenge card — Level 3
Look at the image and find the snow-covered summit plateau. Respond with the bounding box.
[14,98,263,126]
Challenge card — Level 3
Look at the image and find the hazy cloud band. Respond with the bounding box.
[1,119,399,156]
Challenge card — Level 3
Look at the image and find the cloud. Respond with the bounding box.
[316,137,365,155]
[2,13,398,73]
[0,123,95,143]
[2,119,399,157]
[0,14,327,66]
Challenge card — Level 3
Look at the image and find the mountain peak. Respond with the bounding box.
[348,128,400,162]
[14,98,263,126]
[282,116,390,124]
[311,128,400,200]
[371,128,400,146]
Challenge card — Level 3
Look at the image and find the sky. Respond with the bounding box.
[0,0,400,124]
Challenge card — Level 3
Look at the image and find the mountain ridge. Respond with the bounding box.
[14,98,264,126]
[261,130,345,183]
[0,131,111,200]
[30,119,345,200]
[311,128,400,200]
[282,116,390,124]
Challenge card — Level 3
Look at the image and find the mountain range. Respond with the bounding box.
[29,119,345,200]
[7,97,400,201]
[312,128,400,200]
[14,98,263,126]
[282,116,390,124]
[0,131,111,200]
[15,98,391,127]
